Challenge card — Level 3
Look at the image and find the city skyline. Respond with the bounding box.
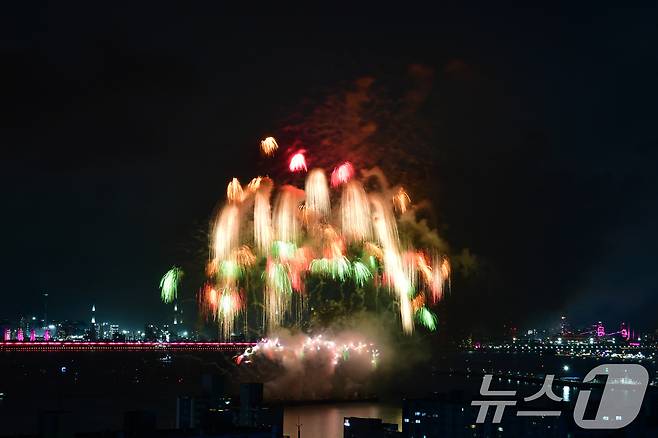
[2,302,656,342]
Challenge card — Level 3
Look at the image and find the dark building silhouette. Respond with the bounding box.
[238,383,282,436]
[343,416,401,437]
[124,410,157,437]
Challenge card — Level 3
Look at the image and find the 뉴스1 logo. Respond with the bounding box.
[472,364,649,429]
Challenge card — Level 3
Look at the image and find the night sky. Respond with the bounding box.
[2,5,657,331]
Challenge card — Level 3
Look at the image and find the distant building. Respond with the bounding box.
[86,324,98,341]
[176,395,233,431]
[239,383,264,427]
[404,394,487,437]
[86,304,100,340]
[176,396,195,429]
[238,383,282,435]
[176,378,281,436]
[403,392,570,437]
[57,320,87,340]
[343,417,401,437]
[173,301,184,325]
[560,315,571,336]
[176,373,233,431]
[97,322,109,339]
[144,324,157,341]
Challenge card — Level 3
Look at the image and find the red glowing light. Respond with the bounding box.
[289,151,307,172]
[331,161,354,187]
[0,341,258,353]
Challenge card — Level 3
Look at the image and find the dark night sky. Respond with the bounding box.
[1,5,657,331]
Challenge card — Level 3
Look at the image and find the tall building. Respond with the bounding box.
[560,315,570,336]
[173,301,183,325]
[43,292,49,328]
[88,304,99,340]
[239,382,263,427]
[100,322,111,339]
[237,382,281,434]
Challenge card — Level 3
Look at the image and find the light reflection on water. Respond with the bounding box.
[283,402,401,438]
[282,383,579,437]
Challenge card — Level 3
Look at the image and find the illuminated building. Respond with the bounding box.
[100,322,112,340]
[144,324,158,341]
[560,315,570,336]
[173,301,183,326]
[176,395,233,430]
[88,305,99,341]
[59,320,87,340]
[403,394,569,437]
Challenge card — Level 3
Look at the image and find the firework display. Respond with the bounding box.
[235,335,379,369]
[199,136,450,338]
[393,187,411,214]
[330,161,355,187]
[159,267,183,304]
[260,137,279,156]
[288,151,308,172]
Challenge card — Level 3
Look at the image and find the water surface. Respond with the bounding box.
[283,402,401,438]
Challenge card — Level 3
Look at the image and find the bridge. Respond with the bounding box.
[0,341,256,353]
